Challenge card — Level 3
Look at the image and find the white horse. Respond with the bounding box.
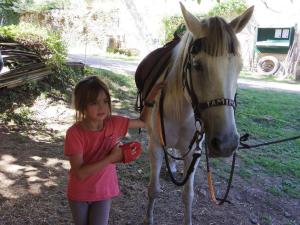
[142,3,254,225]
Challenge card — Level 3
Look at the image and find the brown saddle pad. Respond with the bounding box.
[135,36,181,101]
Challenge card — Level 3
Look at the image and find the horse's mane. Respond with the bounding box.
[167,16,240,119]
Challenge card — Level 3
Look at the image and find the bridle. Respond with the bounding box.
[159,37,238,204]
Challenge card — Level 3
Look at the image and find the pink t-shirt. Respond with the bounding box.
[64,115,129,201]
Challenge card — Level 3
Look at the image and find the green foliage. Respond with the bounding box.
[162,15,185,44]
[207,0,247,19]
[11,0,70,13]
[161,0,247,43]
[0,0,70,25]
[0,0,69,25]
[107,47,137,57]
[0,0,21,25]
[0,23,67,68]
[85,68,136,109]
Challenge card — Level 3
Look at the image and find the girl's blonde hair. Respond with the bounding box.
[73,76,112,122]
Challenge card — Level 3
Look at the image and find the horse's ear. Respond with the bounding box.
[229,6,254,33]
[180,2,207,38]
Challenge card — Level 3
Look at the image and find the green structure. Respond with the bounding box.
[254,26,296,75]
[256,26,295,54]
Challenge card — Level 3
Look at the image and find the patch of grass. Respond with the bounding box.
[286,219,298,225]
[85,67,137,110]
[236,88,300,197]
[105,54,140,62]
[240,71,278,82]
[254,156,300,178]
[267,179,300,198]
[237,89,299,137]
[238,168,253,179]
[267,186,283,197]
[240,71,300,85]
[260,213,273,225]
[281,180,300,198]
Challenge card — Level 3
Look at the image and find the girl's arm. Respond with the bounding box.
[69,145,123,180]
[128,83,164,129]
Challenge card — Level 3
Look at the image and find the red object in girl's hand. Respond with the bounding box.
[120,142,142,163]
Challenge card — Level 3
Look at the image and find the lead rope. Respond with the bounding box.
[239,133,300,150]
[205,146,236,205]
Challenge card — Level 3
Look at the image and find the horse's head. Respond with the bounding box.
[180,3,254,157]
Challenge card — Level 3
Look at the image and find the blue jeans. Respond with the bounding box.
[69,199,112,225]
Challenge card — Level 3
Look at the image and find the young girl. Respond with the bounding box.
[64,75,161,225]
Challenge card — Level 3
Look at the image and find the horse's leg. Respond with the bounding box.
[182,156,200,225]
[144,141,164,225]
[167,148,177,173]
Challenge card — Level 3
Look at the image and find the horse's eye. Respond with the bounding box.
[193,62,203,71]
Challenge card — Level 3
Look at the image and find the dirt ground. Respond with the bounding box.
[0,97,299,225]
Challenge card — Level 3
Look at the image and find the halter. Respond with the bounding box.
[184,39,237,205]
[159,38,238,205]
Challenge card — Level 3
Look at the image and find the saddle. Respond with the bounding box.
[135,35,181,111]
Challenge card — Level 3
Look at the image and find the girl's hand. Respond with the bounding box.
[107,145,123,163]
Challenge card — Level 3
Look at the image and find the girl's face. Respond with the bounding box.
[85,90,110,122]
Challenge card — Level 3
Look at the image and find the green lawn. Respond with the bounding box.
[240,70,300,85]
[236,87,300,197]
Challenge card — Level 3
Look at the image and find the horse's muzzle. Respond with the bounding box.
[208,133,239,158]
